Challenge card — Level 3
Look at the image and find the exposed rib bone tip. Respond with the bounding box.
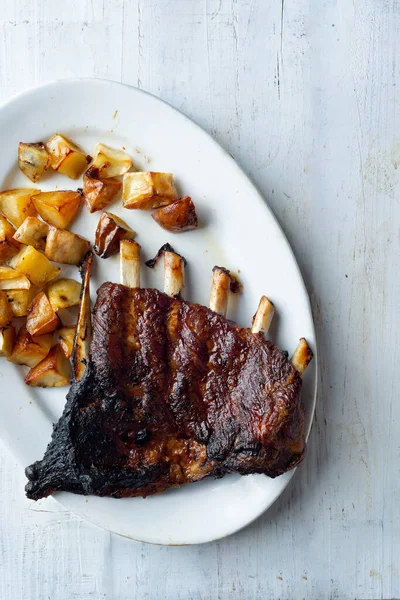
[290,337,313,376]
[73,253,93,382]
[209,266,231,316]
[120,239,141,288]
[251,295,275,334]
[164,250,185,298]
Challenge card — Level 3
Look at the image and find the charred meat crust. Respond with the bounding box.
[26,284,305,501]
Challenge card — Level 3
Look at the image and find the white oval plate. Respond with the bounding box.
[0,79,316,545]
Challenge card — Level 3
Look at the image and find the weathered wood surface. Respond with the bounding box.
[0,1,399,598]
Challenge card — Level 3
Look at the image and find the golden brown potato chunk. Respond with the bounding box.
[122,172,178,210]
[13,216,49,251]
[18,142,50,183]
[9,245,60,287]
[0,267,31,291]
[152,196,198,232]
[46,134,90,179]
[0,326,15,357]
[47,278,81,311]
[0,290,13,327]
[45,227,90,265]
[0,214,20,263]
[57,326,76,359]
[94,211,135,259]
[92,143,132,178]
[5,287,39,317]
[25,344,72,387]
[83,166,122,213]
[26,292,60,336]
[0,266,31,290]
[9,326,53,368]
[0,189,39,228]
[33,190,82,229]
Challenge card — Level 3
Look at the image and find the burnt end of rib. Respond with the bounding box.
[26,284,305,500]
[25,379,87,501]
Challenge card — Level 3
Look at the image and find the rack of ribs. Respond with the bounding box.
[25,243,313,500]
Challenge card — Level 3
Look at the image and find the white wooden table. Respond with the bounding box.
[0,1,399,599]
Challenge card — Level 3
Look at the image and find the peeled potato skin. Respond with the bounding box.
[152,196,198,232]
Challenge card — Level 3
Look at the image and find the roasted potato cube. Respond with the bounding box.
[45,227,90,265]
[18,142,50,183]
[25,344,72,387]
[9,245,60,287]
[123,172,178,210]
[152,196,198,232]
[92,143,132,178]
[47,278,81,311]
[13,216,49,251]
[58,326,76,359]
[0,267,31,290]
[0,326,15,357]
[0,290,13,326]
[0,189,39,228]
[26,291,60,336]
[83,166,122,213]
[0,214,20,263]
[4,287,39,317]
[94,211,135,259]
[33,190,82,229]
[46,134,90,179]
[9,326,52,368]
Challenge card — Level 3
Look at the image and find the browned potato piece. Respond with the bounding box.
[0,290,13,327]
[5,287,39,317]
[47,278,81,311]
[33,190,82,229]
[0,267,31,291]
[9,245,60,286]
[94,211,135,259]
[44,226,90,266]
[9,326,52,368]
[46,134,90,179]
[0,189,39,227]
[13,216,49,251]
[25,344,72,387]
[0,326,15,357]
[92,143,132,178]
[152,196,198,232]
[0,214,20,262]
[122,172,178,209]
[18,142,50,183]
[0,267,31,290]
[83,166,122,213]
[58,326,76,359]
[26,292,60,336]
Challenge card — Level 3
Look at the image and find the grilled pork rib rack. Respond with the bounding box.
[25,243,313,500]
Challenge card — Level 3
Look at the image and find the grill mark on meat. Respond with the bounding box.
[25,283,306,501]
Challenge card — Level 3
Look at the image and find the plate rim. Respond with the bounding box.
[0,77,318,544]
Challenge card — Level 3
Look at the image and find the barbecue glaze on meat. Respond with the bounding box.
[25,283,306,500]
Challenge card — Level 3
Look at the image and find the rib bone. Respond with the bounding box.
[73,253,93,382]
[120,240,141,288]
[251,296,275,334]
[209,267,230,316]
[164,251,184,298]
[291,338,313,376]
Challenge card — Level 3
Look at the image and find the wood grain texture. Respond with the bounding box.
[0,0,399,598]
